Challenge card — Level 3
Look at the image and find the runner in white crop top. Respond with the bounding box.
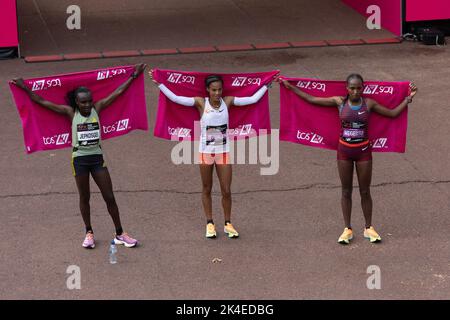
[150,70,278,239]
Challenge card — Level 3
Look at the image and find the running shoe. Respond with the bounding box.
[338,227,353,244]
[114,232,138,248]
[82,232,95,249]
[206,223,217,238]
[364,226,381,243]
[224,223,239,238]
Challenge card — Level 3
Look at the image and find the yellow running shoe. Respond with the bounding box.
[224,223,239,238]
[206,223,217,238]
[338,227,353,244]
[364,226,381,243]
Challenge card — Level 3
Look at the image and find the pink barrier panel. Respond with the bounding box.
[342,0,402,36]
[406,0,450,21]
[9,65,148,154]
[0,0,19,47]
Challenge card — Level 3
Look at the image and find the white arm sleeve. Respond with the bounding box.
[158,84,195,107]
[233,85,268,106]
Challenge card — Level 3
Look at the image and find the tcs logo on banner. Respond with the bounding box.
[363,85,394,95]
[31,79,62,91]
[296,81,326,92]
[231,77,261,87]
[228,124,253,136]
[296,130,324,144]
[103,119,130,134]
[43,133,70,145]
[97,69,127,81]
[167,73,195,85]
[372,138,388,149]
[168,127,192,138]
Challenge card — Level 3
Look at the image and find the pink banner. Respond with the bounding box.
[0,0,19,47]
[280,78,410,153]
[9,65,148,154]
[153,69,278,141]
[406,0,450,21]
[342,0,402,36]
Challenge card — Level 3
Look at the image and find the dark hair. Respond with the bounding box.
[205,75,223,88]
[346,73,364,85]
[66,86,91,110]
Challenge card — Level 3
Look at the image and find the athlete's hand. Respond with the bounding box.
[268,72,281,87]
[409,82,418,98]
[133,63,147,77]
[11,78,26,89]
[278,77,291,89]
[148,69,160,86]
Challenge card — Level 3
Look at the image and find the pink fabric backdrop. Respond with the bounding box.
[9,65,148,154]
[153,69,278,141]
[280,77,410,153]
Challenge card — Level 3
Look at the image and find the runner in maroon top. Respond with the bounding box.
[338,95,371,162]
[280,74,418,244]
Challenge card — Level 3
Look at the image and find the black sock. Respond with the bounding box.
[225,220,231,225]
[116,227,123,236]
[86,227,93,234]
[207,219,214,225]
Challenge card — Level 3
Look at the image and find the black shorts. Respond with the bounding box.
[71,154,107,177]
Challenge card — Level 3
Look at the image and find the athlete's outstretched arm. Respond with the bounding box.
[148,69,204,113]
[368,83,418,118]
[225,72,279,107]
[95,63,146,113]
[11,78,74,118]
[280,78,342,107]
[226,85,268,107]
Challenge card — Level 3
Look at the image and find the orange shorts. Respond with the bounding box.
[199,152,230,165]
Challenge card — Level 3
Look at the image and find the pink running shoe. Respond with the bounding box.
[114,232,138,248]
[82,232,95,249]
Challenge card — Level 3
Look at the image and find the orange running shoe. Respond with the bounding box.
[206,223,217,238]
[338,228,353,244]
[364,226,381,243]
[224,223,239,238]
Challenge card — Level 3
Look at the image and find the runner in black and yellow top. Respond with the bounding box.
[281,74,418,244]
[12,63,146,249]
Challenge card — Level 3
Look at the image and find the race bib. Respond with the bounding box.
[206,124,227,146]
[342,128,365,139]
[77,123,100,146]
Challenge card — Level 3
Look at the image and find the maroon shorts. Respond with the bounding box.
[337,140,372,162]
